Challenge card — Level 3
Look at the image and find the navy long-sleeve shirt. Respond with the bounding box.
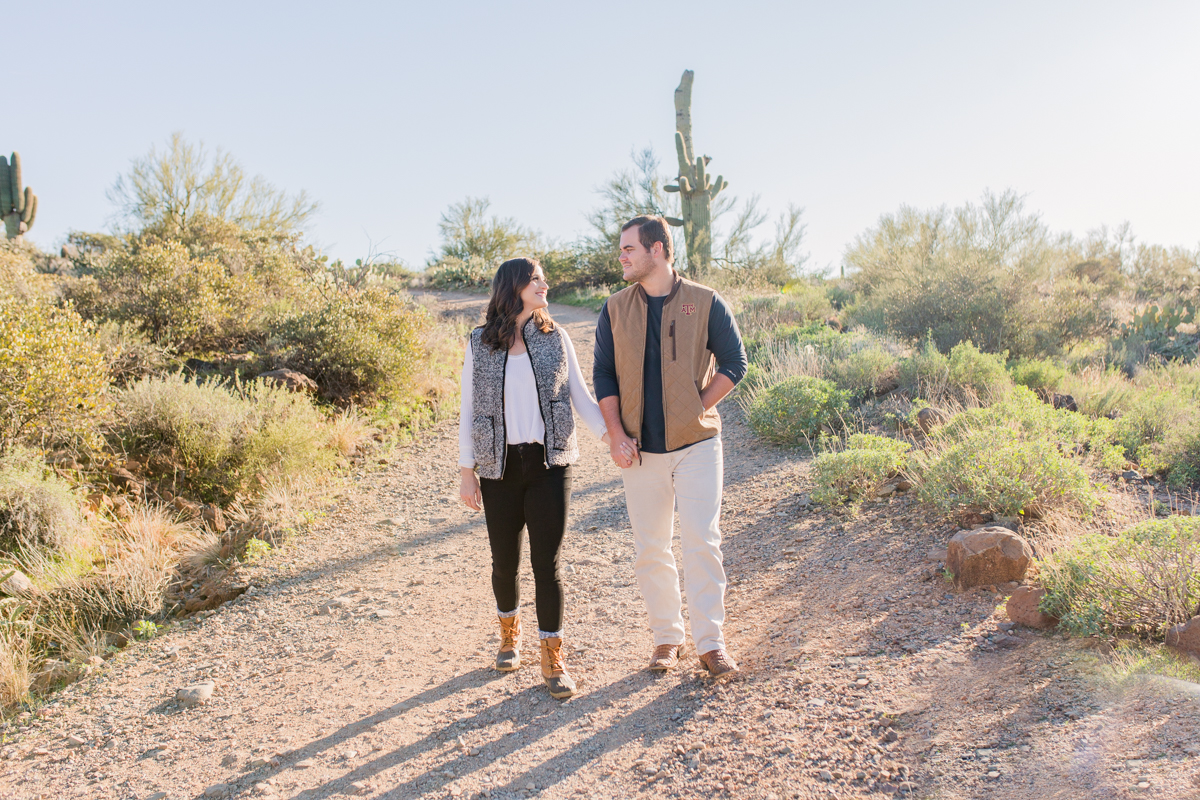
[593,290,747,454]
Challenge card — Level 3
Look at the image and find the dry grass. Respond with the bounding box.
[177,530,225,577]
[0,613,34,708]
[326,408,376,457]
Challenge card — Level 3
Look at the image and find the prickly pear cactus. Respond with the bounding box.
[1,152,37,241]
[664,70,728,275]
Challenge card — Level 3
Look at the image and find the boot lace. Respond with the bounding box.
[500,618,520,651]
[546,640,566,674]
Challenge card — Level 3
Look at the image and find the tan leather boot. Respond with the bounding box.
[495,614,521,672]
[540,637,576,699]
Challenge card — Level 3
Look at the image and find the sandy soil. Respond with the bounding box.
[3,294,1199,800]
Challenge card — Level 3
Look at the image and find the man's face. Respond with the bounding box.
[618,228,658,283]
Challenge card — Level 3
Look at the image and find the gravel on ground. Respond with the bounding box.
[3,294,1198,800]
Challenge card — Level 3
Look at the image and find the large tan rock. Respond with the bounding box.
[1005,586,1058,629]
[257,369,318,393]
[947,526,1034,589]
[1166,616,1200,658]
[916,406,949,434]
[0,565,36,597]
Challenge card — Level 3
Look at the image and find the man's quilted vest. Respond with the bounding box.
[469,318,578,479]
[606,273,720,451]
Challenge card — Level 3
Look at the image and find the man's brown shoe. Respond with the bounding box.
[648,643,683,671]
[698,649,738,678]
[495,614,521,672]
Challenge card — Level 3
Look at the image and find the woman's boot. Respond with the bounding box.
[495,614,521,671]
[540,637,576,699]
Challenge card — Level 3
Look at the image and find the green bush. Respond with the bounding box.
[898,337,950,400]
[947,341,1011,402]
[733,286,833,342]
[82,240,242,345]
[92,321,171,386]
[1039,515,1200,638]
[0,297,109,450]
[1113,387,1198,482]
[825,346,899,398]
[423,256,495,290]
[938,386,1124,473]
[747,376,849,445]
[270,286,429,405]
[116,374,335,502]
[843,190,1114,357]
[914,424,1096,518]
[0,447,84,553]
[1008,357,1066,393]
[812,434,911,506]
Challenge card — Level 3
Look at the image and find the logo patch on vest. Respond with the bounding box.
[681,303,696,316]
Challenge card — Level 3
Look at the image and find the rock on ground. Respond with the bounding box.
[947,526,1033,588]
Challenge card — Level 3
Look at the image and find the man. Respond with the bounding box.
[593,214,747,678]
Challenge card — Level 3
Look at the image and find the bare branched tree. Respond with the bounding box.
[109,132,318,236]
[434,196,539,264]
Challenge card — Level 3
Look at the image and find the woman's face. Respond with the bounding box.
[518,266,549,313]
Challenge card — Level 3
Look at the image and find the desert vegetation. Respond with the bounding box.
[0,136,464,710]
[726,190,1198,662]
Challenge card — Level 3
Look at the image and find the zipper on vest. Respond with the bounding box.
[521,322,550,469]
[669,320,676,361]
[498,346,508,478]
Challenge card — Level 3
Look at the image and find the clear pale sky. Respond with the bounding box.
[10,1,1199,273]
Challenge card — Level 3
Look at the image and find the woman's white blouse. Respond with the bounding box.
[458,327,607,469]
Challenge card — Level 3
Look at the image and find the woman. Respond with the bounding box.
[457,257,607,699]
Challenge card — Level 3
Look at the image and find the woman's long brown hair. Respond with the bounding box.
[480,257,556,351]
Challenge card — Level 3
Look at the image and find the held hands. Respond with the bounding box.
[608,431,639,469]
[459,467,482,511]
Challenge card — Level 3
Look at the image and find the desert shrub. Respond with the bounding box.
[1008,357,1066,393]
[270,286,428,405]
[92,321,172,386]
[81,240,243,345]
[423,255,495,290]
[947,341,1011,402]
[825,346,899,398]
[898,337,950,400]
[732,284,833,342]
[938,386,1124,472]
[0,240,54,300]
[897,338,1011,404]
[747,376,849,445]
[1059,366,1137,419]
[843,190,1112,357]
[812,434,911,506]
[0,448,84,553]
[1039,515,1200,638]
[1112,387,1198,483]
[116,374,335,502]
[913,424,1096,519]
[0,297,109,450]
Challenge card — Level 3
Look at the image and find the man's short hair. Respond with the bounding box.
[621,215,675,264]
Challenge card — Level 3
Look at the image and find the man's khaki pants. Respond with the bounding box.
[621,436,727,655]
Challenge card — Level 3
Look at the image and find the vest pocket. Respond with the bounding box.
[549,400,573,451]
[472,415,497,465]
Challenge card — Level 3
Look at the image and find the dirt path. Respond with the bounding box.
[4,295,1198,800]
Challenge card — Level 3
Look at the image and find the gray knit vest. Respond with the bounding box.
[469,318,578,479]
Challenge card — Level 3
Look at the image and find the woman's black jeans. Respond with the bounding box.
[478,443,571,634]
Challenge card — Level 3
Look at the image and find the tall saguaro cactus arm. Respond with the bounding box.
[663,70,727,275]
[1,152,37,240]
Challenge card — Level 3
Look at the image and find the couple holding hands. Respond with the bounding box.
[457,214,747,699]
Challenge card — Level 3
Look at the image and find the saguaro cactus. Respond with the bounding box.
[664,70,728,275]
[1,152,37,241]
